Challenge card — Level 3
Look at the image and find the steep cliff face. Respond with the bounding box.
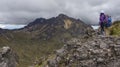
[38,36,120,67]
[0,47,19,67]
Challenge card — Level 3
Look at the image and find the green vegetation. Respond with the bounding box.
[0,32,55,67]
[108,21,120,36]
[0,30,74,67]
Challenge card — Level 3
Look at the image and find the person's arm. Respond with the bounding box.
[99,17,101,25]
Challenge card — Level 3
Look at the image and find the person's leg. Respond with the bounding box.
[101,22,104,35]
[104,23,108,36]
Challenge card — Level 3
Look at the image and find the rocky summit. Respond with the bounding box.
[37,35,120,67]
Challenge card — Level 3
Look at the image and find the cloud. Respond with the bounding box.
[0,24,26,29]
[0,0,120,25]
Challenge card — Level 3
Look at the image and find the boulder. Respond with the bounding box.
[0,46,19,67]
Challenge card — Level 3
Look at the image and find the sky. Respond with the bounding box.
[0,0,120,29]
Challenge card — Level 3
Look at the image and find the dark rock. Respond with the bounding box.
[0,46,19,67]
[100,42,108,49]
[97,57,104,63]
[41,36,120,67]
[47,59,57,67]
[116,39,120,45]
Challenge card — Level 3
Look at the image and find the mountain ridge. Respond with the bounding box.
[0,14,94,67]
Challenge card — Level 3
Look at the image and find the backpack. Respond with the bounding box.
[106,16,112,27]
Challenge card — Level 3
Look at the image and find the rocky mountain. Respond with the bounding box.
[37,35,120,67]
[20,14,94,39]
[0,14,94,67]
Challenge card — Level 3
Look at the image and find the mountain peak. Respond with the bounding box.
[34,18,46,22]
[58,14,67,17]
[24,13,92,32]
[27,18,46,27]
[57,14,69,19]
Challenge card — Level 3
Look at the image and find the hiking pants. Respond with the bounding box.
[100,22,105,34]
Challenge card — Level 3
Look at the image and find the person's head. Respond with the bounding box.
[100,10,105,16]
[107,15,111,18]
[100,13,104,16]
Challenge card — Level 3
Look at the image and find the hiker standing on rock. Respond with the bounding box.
[99,10,106,35]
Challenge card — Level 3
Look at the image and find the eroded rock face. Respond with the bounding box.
[0,46,19,67]
[44,36,120,67]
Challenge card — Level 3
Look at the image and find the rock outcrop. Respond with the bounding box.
[38,35,120,67]
[0,46,19,67]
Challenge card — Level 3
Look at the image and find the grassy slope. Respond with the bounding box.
[0,30,73,67]
[108,21,120,36]
[0,31,64,67]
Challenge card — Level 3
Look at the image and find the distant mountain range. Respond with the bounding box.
[0,14,94,67]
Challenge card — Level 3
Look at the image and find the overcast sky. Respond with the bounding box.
[0,0,120,26]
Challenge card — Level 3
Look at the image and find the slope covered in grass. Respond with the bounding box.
[108,21,120,36]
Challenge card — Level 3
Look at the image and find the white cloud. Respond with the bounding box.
[0,24,6,28]
[0,24,26,29]
[0,0,120,25]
